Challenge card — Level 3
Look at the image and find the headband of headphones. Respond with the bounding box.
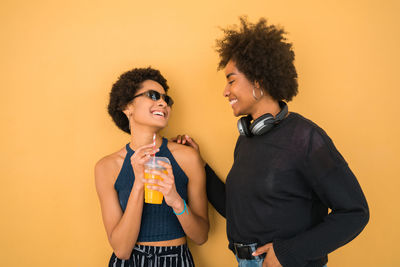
[274,101,288,122]
[237,101,288,136]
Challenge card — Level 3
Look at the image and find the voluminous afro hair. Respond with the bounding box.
[216,17,298,101]
[108,67,169,134]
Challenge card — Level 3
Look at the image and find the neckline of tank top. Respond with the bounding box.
[126,137,168,154]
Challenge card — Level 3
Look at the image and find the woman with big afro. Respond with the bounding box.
[173,17,369,267]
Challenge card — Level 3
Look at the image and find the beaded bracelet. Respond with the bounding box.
[173,199,189,215]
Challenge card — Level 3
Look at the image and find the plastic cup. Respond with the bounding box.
[144,156,170,204]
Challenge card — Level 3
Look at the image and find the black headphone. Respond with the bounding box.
[237,101,288,136]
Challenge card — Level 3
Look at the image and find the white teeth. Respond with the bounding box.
[152,111,165,117]
[230,99,238,105]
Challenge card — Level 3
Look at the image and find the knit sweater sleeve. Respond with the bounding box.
[273,128,369,267]
[205,164,226,218]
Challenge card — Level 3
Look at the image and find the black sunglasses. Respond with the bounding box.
[131,90,174,106]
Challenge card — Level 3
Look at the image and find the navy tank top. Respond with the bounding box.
[114,138,188,242]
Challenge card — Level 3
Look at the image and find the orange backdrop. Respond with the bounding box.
[1,0,399,266]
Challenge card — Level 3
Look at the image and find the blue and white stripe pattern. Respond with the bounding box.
[108,244,194,267]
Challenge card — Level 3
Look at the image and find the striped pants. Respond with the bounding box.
[109,244,195,267]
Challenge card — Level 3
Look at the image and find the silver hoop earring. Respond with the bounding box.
[252,87,264,100]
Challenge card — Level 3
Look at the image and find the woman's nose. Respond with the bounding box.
[157,98,167,107]
[223,85,230,97]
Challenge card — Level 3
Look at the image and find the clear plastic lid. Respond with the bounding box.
[144,156,170,170]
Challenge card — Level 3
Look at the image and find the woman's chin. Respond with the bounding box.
[151,121,168,130]
[232,109,243,117]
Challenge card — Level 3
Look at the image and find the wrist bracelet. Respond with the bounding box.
[173,199,189,215]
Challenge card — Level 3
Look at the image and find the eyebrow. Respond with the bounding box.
[145,88,165,94]
[226,72,236,79]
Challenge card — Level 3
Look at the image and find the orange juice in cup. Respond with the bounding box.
[144,156,170,204]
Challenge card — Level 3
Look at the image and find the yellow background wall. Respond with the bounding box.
[1,0,399,266]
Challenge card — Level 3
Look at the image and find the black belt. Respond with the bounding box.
[233,243,264,260]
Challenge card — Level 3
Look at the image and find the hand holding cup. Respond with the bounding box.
[144,158,182,208]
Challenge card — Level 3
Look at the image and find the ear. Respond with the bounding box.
[122,104,133,118]
[255,80,269,96]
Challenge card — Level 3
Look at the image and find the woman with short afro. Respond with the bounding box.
[96,67,209,267]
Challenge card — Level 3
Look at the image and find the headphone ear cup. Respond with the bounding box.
[250,113,274,136]
[237,116,252,136]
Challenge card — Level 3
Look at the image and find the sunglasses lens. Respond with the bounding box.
[148,90,161,101]
[164,95,174,106]
[146,90,173,106]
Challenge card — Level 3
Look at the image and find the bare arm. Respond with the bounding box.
[173,148,209,244]
[170,135,226,217]
[95,144,157,259]
[147,145,209,245]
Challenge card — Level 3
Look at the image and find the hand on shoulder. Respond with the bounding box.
[169,134,200,152]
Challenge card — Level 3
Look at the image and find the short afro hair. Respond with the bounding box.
[216,17,298,101]
[107,67,169,134]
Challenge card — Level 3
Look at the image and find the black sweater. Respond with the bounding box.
[205,112,369,267]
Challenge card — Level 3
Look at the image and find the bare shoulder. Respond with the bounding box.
[95,147,127,187]
[167,141,201,165]
[167,141,204,179]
